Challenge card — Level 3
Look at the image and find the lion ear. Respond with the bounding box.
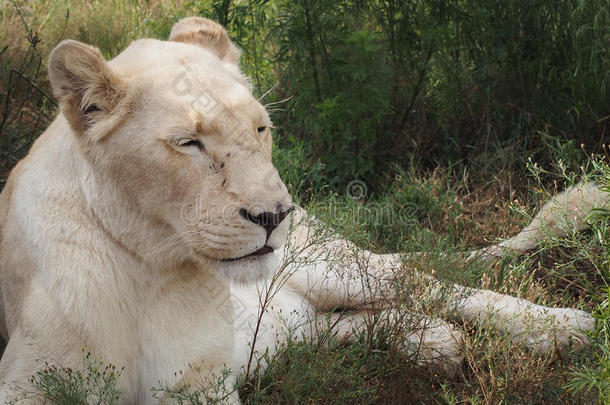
[169,17,241,65]
[48,40,124,134]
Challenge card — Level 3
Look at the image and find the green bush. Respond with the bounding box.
[8,352,123,405]
[267,0,610,192]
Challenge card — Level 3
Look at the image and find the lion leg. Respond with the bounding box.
[283,210,404,311]
[287,207,594,355]
[357,253,594,352]
[313,309,464,375]
[287,247,593,353]
[469,182,610,261]
[0,328,83,403]
[442,284,594,352]
[283,251,401,312]
[0,337,37,403]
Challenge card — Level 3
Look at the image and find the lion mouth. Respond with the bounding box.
[221,245,274,262]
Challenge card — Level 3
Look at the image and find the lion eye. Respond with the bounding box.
[257,126,267,134]
[178,138,205,150]
[83,104,101,114]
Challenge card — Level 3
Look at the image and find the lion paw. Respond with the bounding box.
[466,245,507,263]
[518,307,594,353]
[402,320,464,376]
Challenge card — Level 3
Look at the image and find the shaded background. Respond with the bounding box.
[2,0,609,195]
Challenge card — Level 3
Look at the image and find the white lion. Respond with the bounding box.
[0,17,605,404]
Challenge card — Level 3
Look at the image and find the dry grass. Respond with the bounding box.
[0,0,199,77]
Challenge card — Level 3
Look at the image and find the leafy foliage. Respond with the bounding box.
[8,352,123,405]
[151,367,236,405]
[268,0,610,192]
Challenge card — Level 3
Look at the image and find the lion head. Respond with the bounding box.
[47,17,293,283]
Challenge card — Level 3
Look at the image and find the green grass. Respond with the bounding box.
[248,156,609,404]
[7,352,123,405]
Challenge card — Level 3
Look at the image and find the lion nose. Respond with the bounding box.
[239,206,293,239]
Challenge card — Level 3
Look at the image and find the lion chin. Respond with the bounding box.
[213,253,279,284]
[190,248,280,284]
